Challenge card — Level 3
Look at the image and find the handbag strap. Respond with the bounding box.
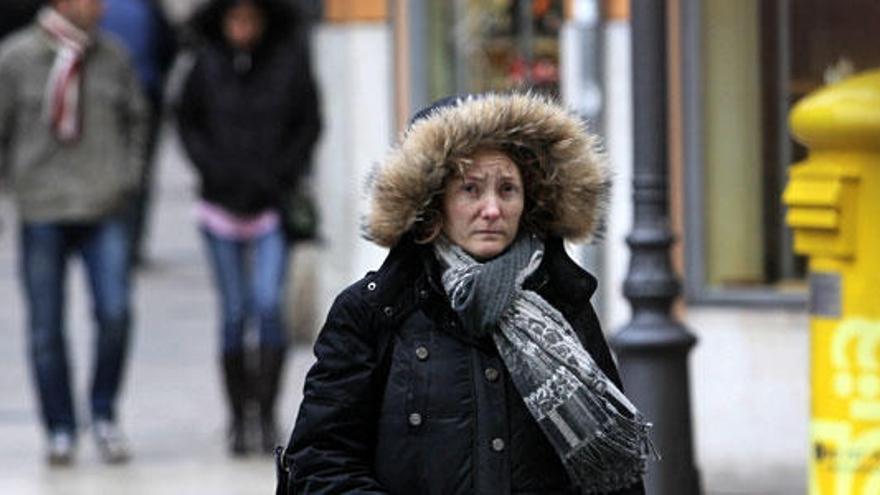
[274,445,293,495]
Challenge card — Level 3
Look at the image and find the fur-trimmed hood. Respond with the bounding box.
[364,92,610,248]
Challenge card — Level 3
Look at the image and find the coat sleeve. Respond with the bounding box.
[285,288,390,494]
[174,56,213,179]
[276,32,321,189]
[0,43,15,186]
[118,49,150,193]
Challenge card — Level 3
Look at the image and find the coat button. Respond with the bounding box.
[415,346,429,361]
[367,282,377,291]
[408,413,423,426]
[383,306,394,317]
[418,288,429,299]
[491,438,505,452]
[484,367,500,382]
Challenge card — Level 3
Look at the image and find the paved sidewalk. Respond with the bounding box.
[0,128,315,494]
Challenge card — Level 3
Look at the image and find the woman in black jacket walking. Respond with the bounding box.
[176,0,320,456]
[283,93,652,494]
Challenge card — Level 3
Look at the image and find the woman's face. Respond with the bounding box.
[223,2,265,50]
[441,149,524,260]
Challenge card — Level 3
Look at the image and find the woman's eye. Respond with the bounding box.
[501,183,520,195]
[462,183,478,195]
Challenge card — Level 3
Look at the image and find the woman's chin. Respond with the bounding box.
[463,241,508,261]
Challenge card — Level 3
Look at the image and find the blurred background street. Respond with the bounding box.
[0,127,316,495]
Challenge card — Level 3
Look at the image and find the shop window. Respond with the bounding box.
[681,0,880,304]
[420,0,564,101]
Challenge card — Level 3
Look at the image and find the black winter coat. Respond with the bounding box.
[286,238,645,495]
[176,33,320,215]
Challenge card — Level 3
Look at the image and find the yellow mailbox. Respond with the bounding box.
[783,69,880,494]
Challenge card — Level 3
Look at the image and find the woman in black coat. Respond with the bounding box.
[176,0,320,456]
[284,93,652,494]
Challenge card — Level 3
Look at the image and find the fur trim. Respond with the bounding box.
[364,92,610,247]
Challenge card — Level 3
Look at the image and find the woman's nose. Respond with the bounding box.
[480,196,502,220]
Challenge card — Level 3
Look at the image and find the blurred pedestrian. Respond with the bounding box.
[100,0,178,268]
[175,0,321,456]
[0,0,148,465]
[281,93,652,494]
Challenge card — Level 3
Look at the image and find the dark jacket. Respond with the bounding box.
[287,238,644,495]
[175,6,320,215]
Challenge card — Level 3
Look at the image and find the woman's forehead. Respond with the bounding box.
[462,150,519,175]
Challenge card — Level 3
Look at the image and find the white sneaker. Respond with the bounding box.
[93,420,131,464]
[47,431,76,466]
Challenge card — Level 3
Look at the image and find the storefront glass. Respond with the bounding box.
[425,0,564,100]
[693,0,880,299]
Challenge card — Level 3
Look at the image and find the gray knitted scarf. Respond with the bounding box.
[434,235,655,494]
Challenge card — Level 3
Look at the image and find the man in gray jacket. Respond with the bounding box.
[0,0,147,466]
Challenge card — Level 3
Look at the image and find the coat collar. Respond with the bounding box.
[358,237,597,336]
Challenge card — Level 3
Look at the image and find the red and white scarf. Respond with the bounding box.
[38,7,91,142]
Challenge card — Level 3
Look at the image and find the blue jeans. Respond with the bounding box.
[19,218,132,435]
[201,226,289,354]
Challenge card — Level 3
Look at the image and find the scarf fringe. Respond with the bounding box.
[556,392,658,493]
[564,437,647,494]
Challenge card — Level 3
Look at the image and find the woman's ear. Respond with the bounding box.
[427,221,444,242]
[415,218,444,245]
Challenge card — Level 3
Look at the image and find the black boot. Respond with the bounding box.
[222,351,249,456]
[257,346,286,454]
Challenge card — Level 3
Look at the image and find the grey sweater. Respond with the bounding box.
[0,25,148,222]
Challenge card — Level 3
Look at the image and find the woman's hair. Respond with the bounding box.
[411,144,553,244]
